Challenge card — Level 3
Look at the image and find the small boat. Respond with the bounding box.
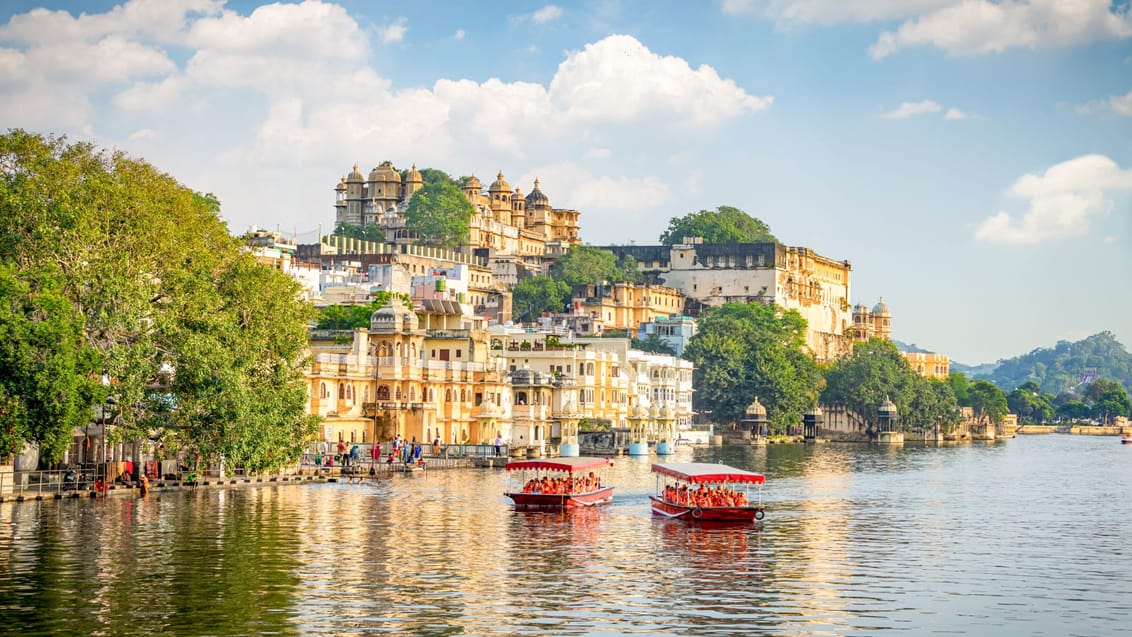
[505,457,614,509]
[1121,433,1131,445]
[650,462,766,522]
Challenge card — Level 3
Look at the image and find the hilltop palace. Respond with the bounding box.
[240,160,934,449]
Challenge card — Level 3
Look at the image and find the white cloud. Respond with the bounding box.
[518,162,671,212]
[115,74,188,110]
[128,128,158,141]
[0,0,222,44]
[944,107,970,120]
[722,0,953,24]
[549,34,772,126]
[532,5,564,24]
[187,1,368,59]
[882,100,941,119]
[870,0,1132,59]
[454,29,465,40]
[376,17,407,44]
[1078,89,1132,117]
[974,154,1132,244]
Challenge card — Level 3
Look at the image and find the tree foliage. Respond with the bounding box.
[405,180,474,249]
[512,276,571,322]
[1006,380,1055,424]
[334,222,384,242]
[682,302,820,427]
[549,245,639,288]
[0,130,316,469]
[1082,378,1131,422]
[659,205,777,246]
[632,334,678,356]
[822,339,960,433]
[316,292,411,330]
[966,379,1009,424]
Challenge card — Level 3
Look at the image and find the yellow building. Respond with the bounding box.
[902,351,951,379]
[334,163,581,259]
[851,298,892,341]
[306,298,511,446]
[571,282,686,333]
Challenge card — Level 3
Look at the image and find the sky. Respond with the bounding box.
[1,0,1130,365]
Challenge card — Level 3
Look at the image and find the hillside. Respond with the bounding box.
[981,331,1132,395]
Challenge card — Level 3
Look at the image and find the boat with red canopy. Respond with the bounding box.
[650,462,766,522]
[505,457,614,509]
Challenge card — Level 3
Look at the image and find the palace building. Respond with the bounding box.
[333,163,581,260]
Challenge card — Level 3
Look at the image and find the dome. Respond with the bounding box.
[745,397,767,418]
[346,163,364,182]
[853,303,868,314]
[658,404,673,420]
[464,174,482,191]
[369,298,417,332]
[648,403,661,419]
[631,404,648,419]
[560,398,578,416]
[335,177,346,191]
[804,405,823,417]
[878,398,898,415]
[370,160,400,183]
[406,163,423,183]
[511,187,524,201]
[872,297,890,316]
[525,178,550,207]
[488,170,511,193]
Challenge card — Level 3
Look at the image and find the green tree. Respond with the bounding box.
[1083,378,1132,423]
[821,339,962,433]
[967,380,1009,424]
[683,302,820,427]
[948,372,971,406]
[549,245,636,287]
[659,205,777,245]
[632,334,677,356]
[405,180,474,249]
[512,276,571,322]
[333,222,384,242]
[316,292,410,330]
[1006,380,1055,423]
[0,130,315,469]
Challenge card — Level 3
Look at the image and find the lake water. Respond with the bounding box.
[2,435,1130,636]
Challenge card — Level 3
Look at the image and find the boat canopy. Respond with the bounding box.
[505,457,613,473]
[652,462,765,485]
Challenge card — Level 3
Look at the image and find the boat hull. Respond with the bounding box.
[650,496,763,522]
[507,487,614,509]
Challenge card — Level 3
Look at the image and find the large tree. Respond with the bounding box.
[659,205,777,245]
[548,245,638,288]
[512,276,571,322]
[0,130,316,470]
[682,302,820,427]
[405,180,474,249]
[822,338,960,433]
[316,292,410,330]
[967,380,1009,425]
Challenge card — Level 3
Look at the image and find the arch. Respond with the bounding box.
[320,382,328,399]
[377,385,391,400]
[338,383,345,399]
[445,389,452,401]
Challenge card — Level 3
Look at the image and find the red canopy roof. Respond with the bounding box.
[505,457,613,473]
[651,462,766,485]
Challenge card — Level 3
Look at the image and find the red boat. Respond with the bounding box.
[650,462,766,522]
[505,457,615,509]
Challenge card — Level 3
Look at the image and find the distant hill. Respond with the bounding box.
[950,361,999,377]
[981,331,1132,395]
[892,340,934,354]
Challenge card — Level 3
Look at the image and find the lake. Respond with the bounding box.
[2,435,1130,636]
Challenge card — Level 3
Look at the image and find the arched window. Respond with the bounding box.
[445,389,452,401]
[428,388,434,402]
[395,387,402,400]
[320,383,328,399]
[377,385,390,400]
[338,383,345,399]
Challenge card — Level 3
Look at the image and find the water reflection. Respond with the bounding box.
[2,436,1131,636]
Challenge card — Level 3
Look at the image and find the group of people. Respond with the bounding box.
[662,484,749,508]
[520,472,602,495]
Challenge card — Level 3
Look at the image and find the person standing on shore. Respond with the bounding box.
[138,473,149,497]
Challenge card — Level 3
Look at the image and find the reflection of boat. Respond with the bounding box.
[650,462,765,522]
[505,457,614,509]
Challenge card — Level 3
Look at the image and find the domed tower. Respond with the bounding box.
[524,178,551,237]
[404,163,424,199]
[463,174,482,202]
[488,170,513,221]
[333,176,348,223]
[852,302,869,340]
[341,163,365,225]
[365,161,401,219]
[871,297,891,341]
[510,187,526,229]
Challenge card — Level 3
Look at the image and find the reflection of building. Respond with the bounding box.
[902,351,950,379]
[851,298,891,341]
[333,163,581,259]
[602,240,853,361]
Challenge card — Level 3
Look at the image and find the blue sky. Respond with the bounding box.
[2,0,1130,364]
